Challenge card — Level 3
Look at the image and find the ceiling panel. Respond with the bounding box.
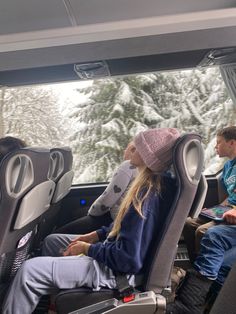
[0,0,71,35]
[0,0,236,86]
[69,0,236,25]
[0,0,234,35]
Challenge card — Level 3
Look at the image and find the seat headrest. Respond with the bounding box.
[173,133,204,185]
[48,147,73,182]
[0,147,50,199]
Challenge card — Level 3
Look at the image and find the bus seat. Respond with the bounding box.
[48,147,74,204]
[53,133,204,314]
[210,260,236,314]
[34,147,74,246]
[0,148,55,294]
[187,174,208,219]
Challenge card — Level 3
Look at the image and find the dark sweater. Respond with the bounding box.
[88,176,176,274]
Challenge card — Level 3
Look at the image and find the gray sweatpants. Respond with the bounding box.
[2,234,117,314]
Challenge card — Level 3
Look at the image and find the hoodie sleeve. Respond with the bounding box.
[88,193,160,274]
[96,224,113,241]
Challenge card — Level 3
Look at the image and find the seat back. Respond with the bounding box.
[188,174,208,218]
[0,147,55,283]
[210,260,236,314]
[33,147,74,247]
[48,147,74,204]
[142,133,204,292]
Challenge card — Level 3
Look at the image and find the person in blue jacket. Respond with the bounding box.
[167,126,236,314]
[167,224,236,314]
[183,126,236,262]
[2,127,180,314]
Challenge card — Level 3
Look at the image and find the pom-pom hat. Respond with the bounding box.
[134,128,180,172]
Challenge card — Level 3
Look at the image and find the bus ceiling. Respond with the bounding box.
[0,0,236,86]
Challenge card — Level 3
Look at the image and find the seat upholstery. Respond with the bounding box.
[34,147,74,246]
[48,147,74,204]
[54,133,204,314]
[210,261,236,314]
[0,147,54,288]
[187,174,208,219]
[142,133,204,292]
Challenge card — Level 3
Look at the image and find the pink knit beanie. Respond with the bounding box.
[134,128,180,172]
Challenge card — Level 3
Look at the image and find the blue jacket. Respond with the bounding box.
[88,176,176,274]
[221,158,236,205]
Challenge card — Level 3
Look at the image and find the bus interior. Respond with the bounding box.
[0,1,236,313]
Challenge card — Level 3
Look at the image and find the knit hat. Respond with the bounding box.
[134,128,180,172]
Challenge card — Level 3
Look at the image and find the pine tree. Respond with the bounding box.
[71,67,233,182]
[147,68,234,172]
[71,75,165,182]
[0,85,71,146]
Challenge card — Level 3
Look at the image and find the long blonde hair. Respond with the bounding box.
[109,167,161,238]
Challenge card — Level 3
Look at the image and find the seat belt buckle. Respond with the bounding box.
[114,271,135,300]
[123,293,135,303]
[119,285,135,299]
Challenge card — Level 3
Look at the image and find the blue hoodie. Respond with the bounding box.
[221,158,236,205]
[88,176,176,274]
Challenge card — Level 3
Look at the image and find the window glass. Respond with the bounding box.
[0,67,233,183]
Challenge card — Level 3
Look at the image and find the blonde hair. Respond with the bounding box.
[109,167,161,238]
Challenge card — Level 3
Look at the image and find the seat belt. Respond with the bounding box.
[114,272,135,300]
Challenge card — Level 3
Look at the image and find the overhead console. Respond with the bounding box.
[0,49,211,86]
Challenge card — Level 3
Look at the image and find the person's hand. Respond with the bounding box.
[223,208,236,224]
[63,241,90,256]
[71,231,99,244]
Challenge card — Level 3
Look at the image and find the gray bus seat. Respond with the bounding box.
[0,148,54,299]
[34,147,74,246]
[52,133,204,314]
[210,260,236,314]
[48,147,74,204]
[188,174,208,218]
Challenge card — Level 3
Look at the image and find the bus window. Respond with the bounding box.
[0,66,234,183]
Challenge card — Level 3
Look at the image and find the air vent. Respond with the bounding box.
[74,61,110,79]
[199,47,236,67]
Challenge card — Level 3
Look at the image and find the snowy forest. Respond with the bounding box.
[0,67,235,183]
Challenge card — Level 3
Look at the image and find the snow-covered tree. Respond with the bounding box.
[0,85,71,146]
[71,76,165,182]
[70,67,234,182]
[1,66,233,183]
